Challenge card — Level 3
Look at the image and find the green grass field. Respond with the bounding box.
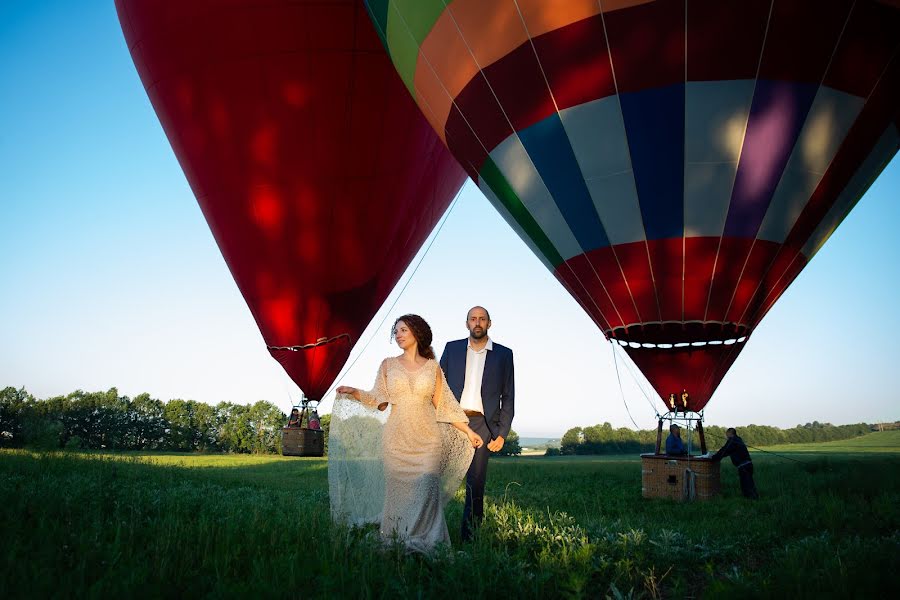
[2,432,898,598]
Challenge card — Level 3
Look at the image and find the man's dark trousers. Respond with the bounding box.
[738,463,758,499]
[462,413,491,541]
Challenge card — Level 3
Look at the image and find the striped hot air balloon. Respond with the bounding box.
[366,0,900,412]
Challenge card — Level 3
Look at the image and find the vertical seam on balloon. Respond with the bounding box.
[752,47,900,325]
[682,0,688,326]
[726,0,857,329]
[595,0,653,331]
[410,1,579,270]
[511,0,626,332]
[702,0,775,325]
[790,45,900,258]
[563,261,616,333]
[439,0,586,268]
[737,1,891,326]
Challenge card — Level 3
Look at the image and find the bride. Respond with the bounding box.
[332,314,483,553]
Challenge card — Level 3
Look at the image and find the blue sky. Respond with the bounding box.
[2,0,898,437]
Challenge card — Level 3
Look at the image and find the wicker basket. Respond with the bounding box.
[640,454,720,501]
[282,427,324,457]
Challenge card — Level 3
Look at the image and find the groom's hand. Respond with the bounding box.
[487,435,505,452]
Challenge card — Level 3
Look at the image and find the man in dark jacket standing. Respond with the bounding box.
[440,306,515,541]
[711,428,758,499]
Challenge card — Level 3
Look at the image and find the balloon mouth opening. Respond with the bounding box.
[608,322,750,349]
[267,333,352,352]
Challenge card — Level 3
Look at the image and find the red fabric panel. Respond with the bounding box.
[725,240,780,323]
[445,74,514,177]
[683,237,720,322]
[646,237,683,323]
[479,40,558,134]
[603,0,685,94]
[563,253,630,329]
[824,0,900,97]
[533,14,616,112]
[624,341,746,413]
[705,238,754,323]
[757,0,852,83]
[116,0,466,399]
[584,247,656,327]
[751,253,808,328]
[605,243,658,325]
[553,268,614,332]
[686,0,769,81]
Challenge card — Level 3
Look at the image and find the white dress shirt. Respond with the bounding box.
[459,337,493,414]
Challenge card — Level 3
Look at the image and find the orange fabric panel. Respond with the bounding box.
[517,0,601,36]
[415,0,640,135]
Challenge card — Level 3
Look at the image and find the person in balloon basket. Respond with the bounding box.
[665,424,687,456]
[335,314,483,553]
[710,428,758,499]
[440,306,515,542]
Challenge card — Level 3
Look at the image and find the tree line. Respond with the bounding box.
[547,421,873,456]
[0,386,306,453]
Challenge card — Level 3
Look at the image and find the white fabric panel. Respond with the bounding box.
[582,172,645,245]
[685,80,756,163]
[559,97,645,245]
[684,80,755,236]
[758,86,865,243]
[802,124,900,259]
[684,163,738,237]
[489,133,584,261]
[477,178,556,271]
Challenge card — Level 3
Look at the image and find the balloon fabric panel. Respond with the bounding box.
[370,0,900,412]
[117,0,466,399]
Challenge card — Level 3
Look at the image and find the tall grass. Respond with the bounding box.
[2,434,898,598]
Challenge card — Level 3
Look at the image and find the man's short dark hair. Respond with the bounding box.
[727,427,737,435]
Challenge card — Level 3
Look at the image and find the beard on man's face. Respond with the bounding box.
[469,326,487,340]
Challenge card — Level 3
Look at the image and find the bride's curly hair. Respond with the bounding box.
[392,314,435,360]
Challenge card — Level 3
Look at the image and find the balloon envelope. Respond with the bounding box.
[369,0,900,411]
[116,0,466,399]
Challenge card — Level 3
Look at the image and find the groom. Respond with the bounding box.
[440,306,515,542]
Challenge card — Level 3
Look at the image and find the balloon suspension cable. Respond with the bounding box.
[610,340,642,430]
[611,340,662,419]
[321,185,466,401]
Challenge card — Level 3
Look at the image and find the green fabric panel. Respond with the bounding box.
[479,158,564,268]
[384,2,422,95]
[364,0,390,49]
[388,0,445,45]
[384,0,446,95]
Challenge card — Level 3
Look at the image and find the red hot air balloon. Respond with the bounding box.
[115,0,466,400]
[368,0,900,413]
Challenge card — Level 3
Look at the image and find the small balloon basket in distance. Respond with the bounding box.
[641,410,720,501]
[282,398,324,457]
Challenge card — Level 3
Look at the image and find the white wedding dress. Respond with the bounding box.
[328,357,473,553]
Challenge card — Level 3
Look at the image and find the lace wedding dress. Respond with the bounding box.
[329,357,474,553]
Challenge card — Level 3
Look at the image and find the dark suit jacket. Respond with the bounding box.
[439,339,514,440]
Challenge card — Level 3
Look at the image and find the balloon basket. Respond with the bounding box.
[282,397,324,457]
[282,427,324,457]
[640,454,720,501]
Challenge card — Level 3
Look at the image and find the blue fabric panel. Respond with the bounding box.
[518,114,609,251]
[619,85,685,240]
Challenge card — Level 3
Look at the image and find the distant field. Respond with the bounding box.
[762,429,900,453]
[2,432,898,598]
